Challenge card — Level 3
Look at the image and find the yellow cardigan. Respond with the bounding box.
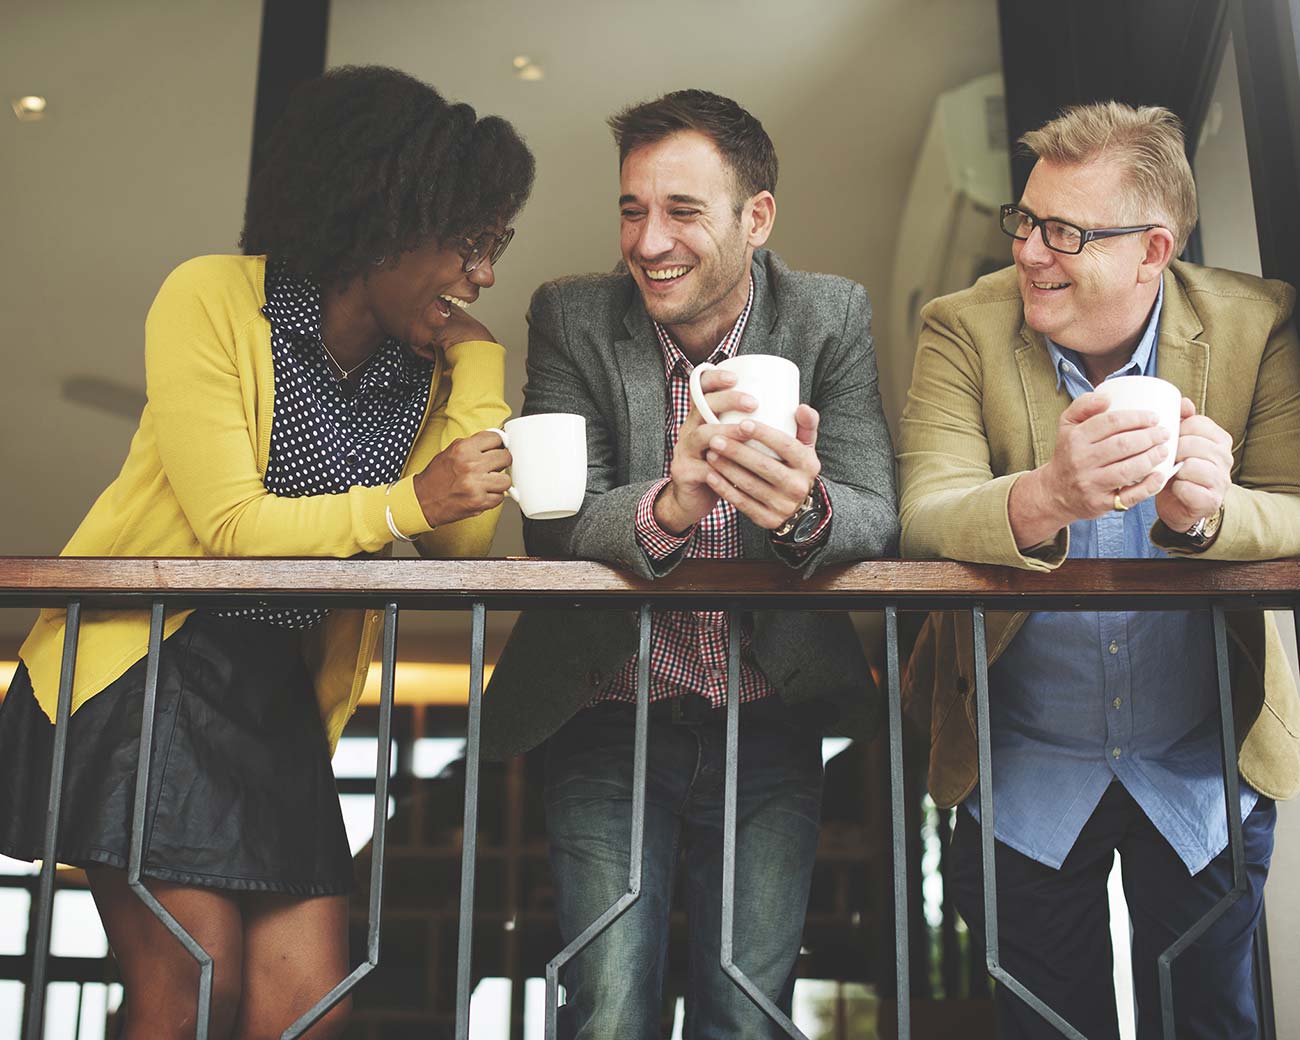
[20,254,509,751]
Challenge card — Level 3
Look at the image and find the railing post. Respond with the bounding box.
[455,601,488,1039]
[885,605,910,1039]
[22,599,81,1040]
[719,607,808,1038]
[126,600,214,1039]
[282,601,401,1038]
[1156,601,1248,1039]
[545,602,653,1039]
[971,604,1085,1039]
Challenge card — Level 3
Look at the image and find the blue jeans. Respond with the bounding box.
[544,697,823,1039]
[951,781,1276,1039]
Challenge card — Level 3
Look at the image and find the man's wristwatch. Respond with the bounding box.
[773,491,824,544]
[1182,508,1223,548]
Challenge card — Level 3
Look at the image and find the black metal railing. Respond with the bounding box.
[2,555,1297,1040]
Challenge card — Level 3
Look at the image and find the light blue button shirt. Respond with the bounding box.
[969,282,1257,873]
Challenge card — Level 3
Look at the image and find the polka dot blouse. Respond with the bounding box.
[215,261,433,628]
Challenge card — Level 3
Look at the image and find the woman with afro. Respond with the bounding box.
[0,65,534,1039]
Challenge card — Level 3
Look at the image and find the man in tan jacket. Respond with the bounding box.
[899,101,1300,1038]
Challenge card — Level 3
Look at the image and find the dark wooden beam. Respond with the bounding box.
[1230,0,1300,290]
[997,0,1230,199]
[247,0,331,186]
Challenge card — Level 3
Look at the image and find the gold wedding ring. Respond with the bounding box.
[1113,493,1128,512]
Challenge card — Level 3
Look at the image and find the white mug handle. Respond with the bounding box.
[485,427,520,504]
[688,362,722,424]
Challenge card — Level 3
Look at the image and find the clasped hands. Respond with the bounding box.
[654,368,821,536]
[1013,392,1232,548]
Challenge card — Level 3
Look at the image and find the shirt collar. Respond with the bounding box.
[653,276,756,379]
[1046,278,1164,390]
[261,260,324,332]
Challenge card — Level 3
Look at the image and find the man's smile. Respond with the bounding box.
[641,264,693,287]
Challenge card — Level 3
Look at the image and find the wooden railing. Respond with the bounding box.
[2,556,1297,1040]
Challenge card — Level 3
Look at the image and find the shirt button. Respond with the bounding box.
[1108,640,1119,655]
[345,453,358,467]
[1112,697,1122,709]
[1112,747,1122,759]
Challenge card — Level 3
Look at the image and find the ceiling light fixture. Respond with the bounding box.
[511,55,543,81]
[12,95,47,121]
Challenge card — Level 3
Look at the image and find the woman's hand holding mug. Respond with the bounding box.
[412,431,513,528]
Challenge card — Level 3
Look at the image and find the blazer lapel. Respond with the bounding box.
[614,293,669,483]
[1153,267,1210,413]
[1014,323,1071,468]
[738,252,782,358]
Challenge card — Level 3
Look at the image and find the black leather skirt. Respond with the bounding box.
[0,612,353,894]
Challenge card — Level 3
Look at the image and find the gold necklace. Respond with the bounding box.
[318,339,373,383]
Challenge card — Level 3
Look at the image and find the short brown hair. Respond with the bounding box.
[608,89,778,206]
[1019,101,1198,254]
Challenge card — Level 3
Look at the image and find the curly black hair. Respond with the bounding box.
[240,65,535,288]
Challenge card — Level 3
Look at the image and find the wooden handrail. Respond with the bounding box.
[1,556,1298,611]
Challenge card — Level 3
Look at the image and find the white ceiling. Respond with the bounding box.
[0,0,1001,648]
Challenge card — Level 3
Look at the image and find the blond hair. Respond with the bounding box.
[1019,101,1197,254]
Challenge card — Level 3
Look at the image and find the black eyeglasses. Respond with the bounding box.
[460,227,515,273]
[999,204,1160,255]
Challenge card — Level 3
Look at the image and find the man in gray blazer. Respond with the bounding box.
[484,90,897,1038]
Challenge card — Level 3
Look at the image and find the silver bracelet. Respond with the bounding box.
[385,481,418,543]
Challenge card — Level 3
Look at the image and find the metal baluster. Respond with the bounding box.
[545,603,652,1039]
[971,605,1085,1039]
[20,600,83,1040]
[455,602,488,1039]
[283,602,401,1038]
[720,607,808,1038]
[126,601,214,1039]
[885,606,910,1039]
[1157,602,1247,1039]
[23,599,80,1040]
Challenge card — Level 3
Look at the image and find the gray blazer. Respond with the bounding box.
[481,249,899,759]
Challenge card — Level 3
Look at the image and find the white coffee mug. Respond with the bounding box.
[1092,375,1184,490]
[687,353,799,459]
[486,413,587,520]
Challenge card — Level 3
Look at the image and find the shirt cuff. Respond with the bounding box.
[771,477,833,552]
[635,479,694,561]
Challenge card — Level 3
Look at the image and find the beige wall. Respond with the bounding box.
[0,0,262,561]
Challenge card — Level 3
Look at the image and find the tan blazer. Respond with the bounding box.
[898,260,1300,808]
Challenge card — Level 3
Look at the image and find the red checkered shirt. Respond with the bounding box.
[596,277,831,708]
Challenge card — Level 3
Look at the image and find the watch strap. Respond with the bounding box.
[1183,507,1223,547]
